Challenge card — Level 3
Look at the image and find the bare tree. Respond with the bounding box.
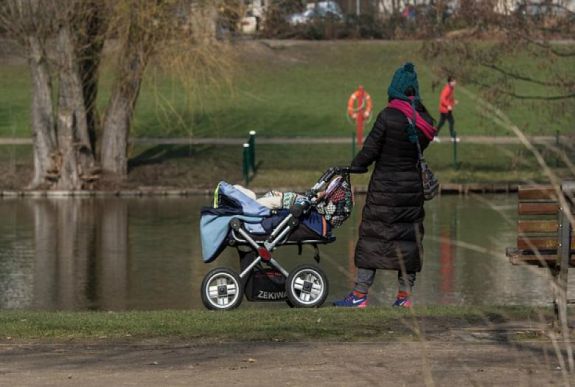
[100,1,169,177]
[0,0,230,189]
[1,0,57,188]
[422,0,575,120]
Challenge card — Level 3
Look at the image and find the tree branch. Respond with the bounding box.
[507,92,575,101]
[525,37,575,58]
[479,62,572,88]
[505,29,575,57]
[469,79,575,100]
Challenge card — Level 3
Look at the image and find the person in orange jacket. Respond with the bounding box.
[437,76,458,142]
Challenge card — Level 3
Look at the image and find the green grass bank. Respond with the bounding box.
[0,306,555,342]
[1,40,573,139]
[0,142,573,190]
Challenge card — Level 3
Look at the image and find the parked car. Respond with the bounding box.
[287,1,344,25]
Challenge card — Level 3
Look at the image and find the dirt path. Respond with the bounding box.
[0,335,572,386]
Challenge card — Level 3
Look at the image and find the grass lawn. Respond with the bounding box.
[1,41,573,139]
[0,306,553,341]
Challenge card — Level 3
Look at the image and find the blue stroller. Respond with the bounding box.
[199,166,365,310]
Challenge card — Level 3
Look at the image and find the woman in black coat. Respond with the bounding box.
[334,63,436,308]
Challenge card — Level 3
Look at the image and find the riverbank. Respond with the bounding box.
[0,183,522,197]
[1,141,573,191]
[0,135,570,145]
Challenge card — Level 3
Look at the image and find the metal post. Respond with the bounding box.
[249,130,256,173]
[557,181,574,372]
[243,143,250,186]
[452,139,458,170]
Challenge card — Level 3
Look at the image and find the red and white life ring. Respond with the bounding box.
[347,90,373,120]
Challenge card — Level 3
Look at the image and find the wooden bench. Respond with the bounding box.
[507,181,575,373]
[506,182,574,328]
[507,185,575,267]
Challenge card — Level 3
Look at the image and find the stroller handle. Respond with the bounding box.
[317,166,367,183]
[336,166,368,174]
[308,166,368,198]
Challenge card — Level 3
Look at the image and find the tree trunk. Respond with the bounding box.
[436,0,445,26]
[77,0,106,153]
[392,0,399,14]
[99,69,143,177]
[54,24,97,190]
[27,35,56,189]
[100,23,150,178]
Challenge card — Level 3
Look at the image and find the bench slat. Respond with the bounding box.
[517,220,558,234]
[506,247,575,267]
[511,186,573,268]
[518,202,559,215]
[517,236,575,250]
[509,256,567,266]
[518,186,557,202]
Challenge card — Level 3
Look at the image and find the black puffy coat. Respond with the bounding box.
[351,104,432,272]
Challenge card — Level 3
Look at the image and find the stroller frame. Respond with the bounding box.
[230,212,332,279]
[200,166,366,310]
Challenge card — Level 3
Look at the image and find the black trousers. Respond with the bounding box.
[437,112,455,137]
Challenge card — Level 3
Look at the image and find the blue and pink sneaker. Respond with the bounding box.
[333,292,368,308]
[392,297,412,308]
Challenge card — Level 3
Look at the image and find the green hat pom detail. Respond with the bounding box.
[387,62,420,102]
[403,62,415,73]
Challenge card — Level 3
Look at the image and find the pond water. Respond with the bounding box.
[0,194,572,311]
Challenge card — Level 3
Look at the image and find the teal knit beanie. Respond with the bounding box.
[387,62,420,101]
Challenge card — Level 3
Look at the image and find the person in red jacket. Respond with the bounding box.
[437,76,458,142]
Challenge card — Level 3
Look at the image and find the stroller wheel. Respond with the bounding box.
[286,264,329,308]
[201,268,244,310]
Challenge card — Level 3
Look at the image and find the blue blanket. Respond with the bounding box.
[200,181,331,263]
[200,214,263,263]
[215,182,270,216]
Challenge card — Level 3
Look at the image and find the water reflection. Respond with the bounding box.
[0,195,572,311]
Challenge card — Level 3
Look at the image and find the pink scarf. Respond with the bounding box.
[387,99,437,140]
